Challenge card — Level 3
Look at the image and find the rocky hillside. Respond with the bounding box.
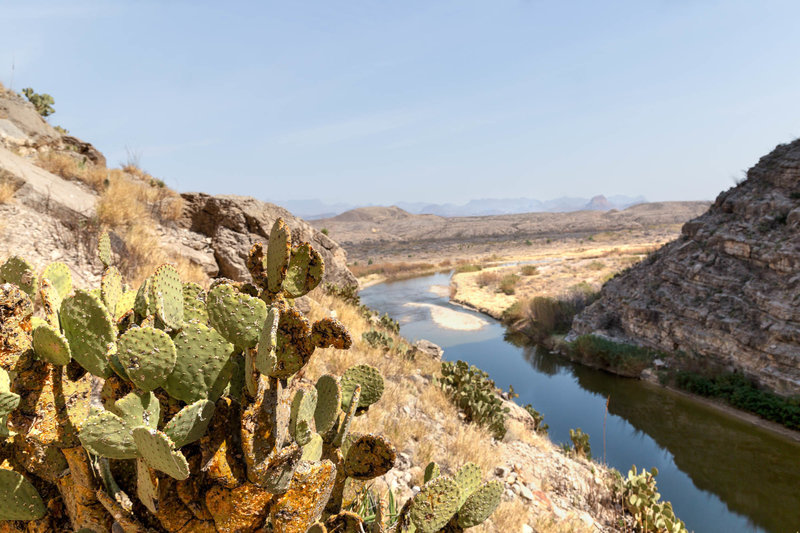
[573,139,800,396]
[314,201,710,246]
[0,84,356,290]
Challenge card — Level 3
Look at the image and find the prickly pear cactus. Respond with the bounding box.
[0,219,501,533]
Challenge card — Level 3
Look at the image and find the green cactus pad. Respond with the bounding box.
[267,218,291,293]
[262,442,302,493]
[40,261,72,300]
[134,276,156,318]
[453,462,482,506]
[163,323,234,403]
[333,385,360,449]
[0,256,38,298]
[271,307,312,379]
[79,409,138,459]
[340,364,384,412]
[290,388,318,444]
[294,419,313,446]
[409,476,461,533]
[110,391,160,430]
[115,289,137,321]
[301,432,324,462]
[98,231,112,267]
[132,427,190,480]
[456,480,503,528]
[136,458,159,514]
[117,326,177,391]
[207,283,267,349]
[424,462,440,483]
[0,469,47,520]
[314,374,341,435]
[283,242,324,298]
[150,264,184,329]
[101,266,122,316]
[182,282,208,324]
[255,307,279,374]
[246,242,268,288]
[60,289,117,378]
[0,391,20,417]
[344,434,397,480]
[39,278,61,328]
[163,399,215,448]
[311,318,352,350]
[32,323,72,366]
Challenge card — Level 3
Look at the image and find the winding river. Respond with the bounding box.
[360,272,800,533]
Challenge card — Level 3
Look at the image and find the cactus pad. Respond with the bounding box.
[453,462,481,506]
[343,434,396,480]
[134,276,156,318]
[98,231,112,267]
[301,432,324,462]
[101,266,122,316]
[409,476,461,533]
[255,307,279,374]
[0,468,47,520]
[60,289,117,378]
[132,427,190,480]
[150,264,184,329]
[271,307,312,379]
[246,242,268,289]
[283,242,324,298]
[0,256,38,298]
[207,283,267,349]
[32,323,72,366]
[0,391,20,417]
[115,289,137,321]
[314,374,341,435]
[182,282,208,324]
[40,261,72,300]
[340,364,384,412]
[163,323,234,403]
[117,326,177,391]
[456,481,503,528]
[39,278,61,328]
[110,391,161,430]
[262,442,302,493]
[136,458,159,514]
[424,462,440,483]
[163,399,215,448]
[290,388,318,444]
[333,385,360,449]
[310,318,352,350]
[267,218,291,293]
[79,409,139,459]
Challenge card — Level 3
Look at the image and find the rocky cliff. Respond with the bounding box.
[573,139,800,396]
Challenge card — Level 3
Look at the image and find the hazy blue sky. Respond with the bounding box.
[2,1,799,205]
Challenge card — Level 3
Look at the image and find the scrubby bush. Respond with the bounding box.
[498,274,519,295]
[523,404,548,434]
[569,335,657,377]
[439,360,509,439]
[569,428,591,459]
[22,87,55,117]
[520,265,538,276]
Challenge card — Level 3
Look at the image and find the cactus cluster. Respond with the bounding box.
[438,361,510,439]
[618,467,687,533]
[0,219,501,533]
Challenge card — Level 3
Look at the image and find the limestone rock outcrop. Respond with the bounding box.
[180,193,357,289]
[573,139,800,396]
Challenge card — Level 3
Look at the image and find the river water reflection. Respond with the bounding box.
[360,272,800,533]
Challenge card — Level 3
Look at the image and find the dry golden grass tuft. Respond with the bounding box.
[35,152,108,190]
[0,181,17,204]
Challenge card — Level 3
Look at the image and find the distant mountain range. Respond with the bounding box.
[274,194,647,219]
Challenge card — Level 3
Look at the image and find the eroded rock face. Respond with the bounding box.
[573,139,800,396]
[180,193,357,289]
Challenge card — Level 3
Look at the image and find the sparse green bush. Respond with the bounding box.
[503,291,599,343]
[455,263,482,273]
[569,335,657,376]
[524,239,532,246]
[22,87,55,117]
[520,265,538,276]
[523,404,548,434]
[321,228,329,235]
[673,371,800,430]
[324,282,361,306]
[439,360,509,439]
[498,274,519,295]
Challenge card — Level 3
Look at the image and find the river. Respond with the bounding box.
[360,272,800,533]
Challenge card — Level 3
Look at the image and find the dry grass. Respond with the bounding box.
[35,152,108,190]
[0,181,17,204]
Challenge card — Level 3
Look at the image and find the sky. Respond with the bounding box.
[1,0,799,206]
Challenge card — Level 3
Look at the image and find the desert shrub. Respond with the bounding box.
[498,274,519,295]
[504,290,599,343]
[362,329,396,350]
[673,371,800,430]
[324,282,361,306]
[378,312,400,334]
[22,87,55,116]
[36,152,108,190]
[523,404,548,434]
[476,271,501,287]
[321,227,329,235]
[569,428,591,459]
[615,466,688,533]
[569,335,657,376]
[439,360,509,439]
[455,263,482,273]
[520,265,538,276]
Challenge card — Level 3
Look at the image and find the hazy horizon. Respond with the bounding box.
[2,1,799,205]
